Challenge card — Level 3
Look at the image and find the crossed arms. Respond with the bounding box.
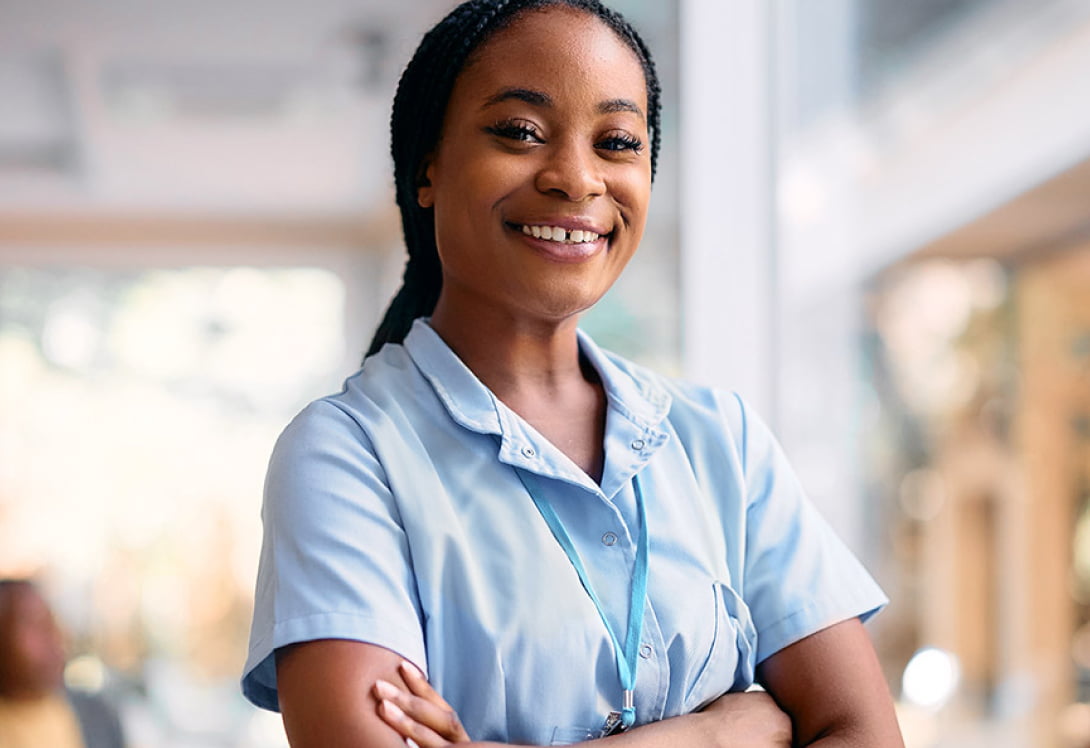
[275,617,904,748]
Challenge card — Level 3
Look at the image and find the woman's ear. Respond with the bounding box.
[416,157,436,208]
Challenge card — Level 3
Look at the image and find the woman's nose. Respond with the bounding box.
[533,140,606,202]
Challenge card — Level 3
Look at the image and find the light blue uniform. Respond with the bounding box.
[242,319,887,745]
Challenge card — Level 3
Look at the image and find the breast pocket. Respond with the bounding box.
[681,581,758,712]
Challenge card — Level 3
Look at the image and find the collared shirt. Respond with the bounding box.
[242,319,887,745]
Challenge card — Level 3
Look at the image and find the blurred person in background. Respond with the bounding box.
[0,579,125,748]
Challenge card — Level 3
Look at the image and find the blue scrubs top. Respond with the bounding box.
[242,319,887,745]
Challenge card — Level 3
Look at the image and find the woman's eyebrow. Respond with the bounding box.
[481,88,645,120]
[482,87,552,109]
[598,98,645,120]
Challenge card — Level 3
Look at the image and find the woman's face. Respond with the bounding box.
[420,6,652,325]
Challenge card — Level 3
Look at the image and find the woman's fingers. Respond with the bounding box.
[398,662,470,740]
[373,671,471,745]
[377,695,450,747]
[400,663,456,709]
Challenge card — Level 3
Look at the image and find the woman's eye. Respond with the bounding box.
[596,134,644,153]
[485,122,543,143]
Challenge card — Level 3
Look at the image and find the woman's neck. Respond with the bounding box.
[429,297,607,481]
[429,301,588,400]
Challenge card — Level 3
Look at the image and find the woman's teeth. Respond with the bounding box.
[521,225,600,243]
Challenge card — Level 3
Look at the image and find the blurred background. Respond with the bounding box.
[0,0,1087,745]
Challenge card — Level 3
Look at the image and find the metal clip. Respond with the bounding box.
[598,711,626,737]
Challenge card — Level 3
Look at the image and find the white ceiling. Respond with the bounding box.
[0,0,457,215]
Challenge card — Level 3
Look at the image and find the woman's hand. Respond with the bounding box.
[695,690,793,747]
[582,690,790,748]
[374,661,472,747]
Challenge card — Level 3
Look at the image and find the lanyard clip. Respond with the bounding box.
[598,711,626,737]
[599,692,636,738]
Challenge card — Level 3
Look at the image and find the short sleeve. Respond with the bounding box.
[241,399,427,711]
[730,394,888,664]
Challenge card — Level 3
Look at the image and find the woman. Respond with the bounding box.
[241,1,904,746]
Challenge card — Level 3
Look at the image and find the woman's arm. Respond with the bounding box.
[276,639,431,748]
[375,618,903,748]
[277,637,791,748]
[756,619,904,747]
[377,656,791,748]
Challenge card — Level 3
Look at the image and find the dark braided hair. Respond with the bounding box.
[365,0,662,357]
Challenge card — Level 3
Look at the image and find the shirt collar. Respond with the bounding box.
[402,317,672,439]
[574,327,671,432]
[403,318,504,435]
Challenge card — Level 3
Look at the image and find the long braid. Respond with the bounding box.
[368,0,517,357]
[366,0,663,357]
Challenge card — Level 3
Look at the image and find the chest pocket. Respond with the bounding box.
[682,581,757,712]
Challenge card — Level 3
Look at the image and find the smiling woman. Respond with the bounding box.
[239,2,904,747]
[422,8,651,339]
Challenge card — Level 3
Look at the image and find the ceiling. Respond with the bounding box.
[0,0,456,216]
[916,155,1090,262]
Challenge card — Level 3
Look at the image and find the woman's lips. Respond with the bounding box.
[508,222,608,263]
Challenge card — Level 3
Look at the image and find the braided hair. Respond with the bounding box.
[365,0,662,357]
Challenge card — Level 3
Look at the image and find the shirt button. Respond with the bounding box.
[639,644,653,659]
[631,439,645,450]
[521,446,535,458]
[601,532,618,546]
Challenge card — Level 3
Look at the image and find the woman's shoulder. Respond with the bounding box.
[588,341,794,485]
[278,342,430,448]
[593,344,749,435]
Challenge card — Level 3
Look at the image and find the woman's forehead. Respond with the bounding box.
[458,6,647,108]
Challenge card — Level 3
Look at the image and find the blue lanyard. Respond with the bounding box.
[514,468,649,729]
